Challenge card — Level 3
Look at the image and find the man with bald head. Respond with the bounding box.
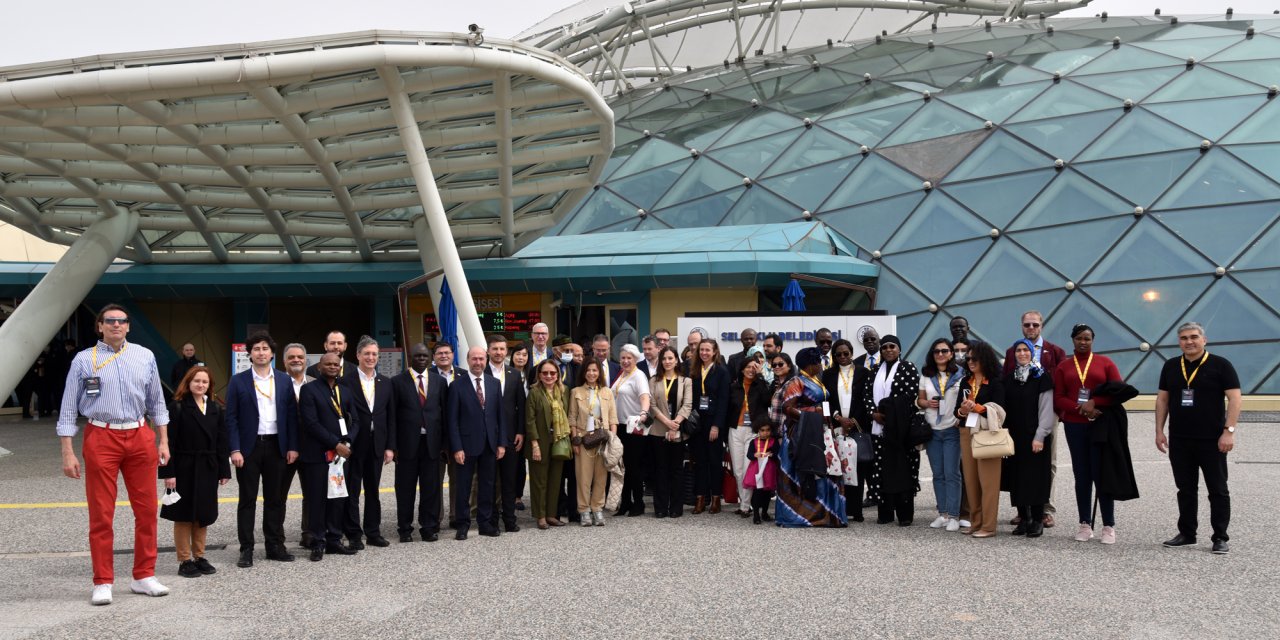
[391,343,448,542]
[448,346,506,540]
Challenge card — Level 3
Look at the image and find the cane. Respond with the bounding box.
[1091,495,1098,532]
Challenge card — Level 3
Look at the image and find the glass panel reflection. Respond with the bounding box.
[822,155,923,210]
[656,158,747,208]
[1004,110,1123,162]
[1083,276,1213,340]
[818,191,927,251]
[949,240,1061,304]
[1146,66,1266,103]
[1006,81,1119,122]
[880,101,987,146]
[947,130,1055,182]
[1075,109,1203,162]
[939,81,1049,124]
[1155,148,1280,209]
[1048,293,1142,353]
[607,159,691,210]
[1084,217,1214,283]
[1073,149,1201,206]
[1010,170,1132,230]
[1008,216,1134,281]
[1154,201,1278,264]
[942,168,1055,228]
[759,157,862,211]
[819,101,922,146]
[881,238,988,303]
[885,193,991,252]
[650,190,743,228]
[705,129,802,178]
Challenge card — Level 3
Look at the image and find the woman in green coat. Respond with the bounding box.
[526,359,572,529]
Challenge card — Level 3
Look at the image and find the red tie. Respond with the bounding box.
[416,374,426,407]
[475,377,485,408]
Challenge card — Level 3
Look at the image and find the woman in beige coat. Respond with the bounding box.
[568,359,618,526]
[649,346,692,518]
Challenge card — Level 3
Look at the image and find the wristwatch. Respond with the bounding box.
[1225,425,1236,434]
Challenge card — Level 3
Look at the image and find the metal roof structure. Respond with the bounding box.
[0,31,614,264]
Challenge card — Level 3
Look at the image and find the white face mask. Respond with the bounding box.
[954,352,968,364]
[559,351,574,363]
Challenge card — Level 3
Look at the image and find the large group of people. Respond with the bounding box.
[55,308,1242,606]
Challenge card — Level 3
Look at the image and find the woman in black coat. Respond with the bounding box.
[689,338,730,514]
[159,366,231,578]
[861,335,922,526]
[726,352,773,517]
[1001,339,1055,538]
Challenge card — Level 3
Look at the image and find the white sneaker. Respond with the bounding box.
[90,584,113,606]
[959,519,971,528]
[929,515,948,529]
[1074,523,1094,542]
[1100,526,1116,545]
[580,512,593,527]
[129,576,170,597]
[594,510,606,527]
[945,518,961,532]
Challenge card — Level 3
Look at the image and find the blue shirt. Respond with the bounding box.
[56,340,169,437]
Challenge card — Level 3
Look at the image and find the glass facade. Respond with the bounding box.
[553,16,1280,393]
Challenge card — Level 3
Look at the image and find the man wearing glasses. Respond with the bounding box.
[1003,310,1067,527]
[528,323,552,368]
[57,304,171,605]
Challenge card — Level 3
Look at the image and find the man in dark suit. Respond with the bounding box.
[430,342,461,383]
[429,341,463,528]
[344,336,396,549]
[1002,310,1067,527]
[297,352,360,561]
[391,343,447,542]
[305,330,359,388]
[487,335,525,533]
[638,335,659,376]
[726,327,757,384]
[225,332,299,567]
[850,327,879,509]
[589,334,621,386]
[448,346,506,540]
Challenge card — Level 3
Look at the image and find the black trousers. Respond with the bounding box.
[497,447,522,527]
[557,458,577,519]
[1169,436,1231,542]
[455,444,498,533]
[279,459,310,540]
[301,461,345,549]
[235,436,287,552]
[751,490,775,511]
[877,492,913,524]
[651,438,685,516]
[394,434,442,537]
[1017,504,1046,522]
[617,431,648,512]
[690,424,725,500]
[344,431,385,540]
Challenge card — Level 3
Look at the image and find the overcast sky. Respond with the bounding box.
[1,0,1273,67]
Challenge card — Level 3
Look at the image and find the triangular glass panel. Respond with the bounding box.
[948,240,1061,304]
[1006,31,1108,56]
[1260,366,1280,394]
[826,49,923,83]
[609,139,691,180]
[1231,269,1280,314]
[1009,46,1111,75]
[943,289,1069,350]
[946,130,1055,182]
[658,108,750,151]
[1144,96,1264,141]
[708,110,804,150]
[880,101,987,147]
[1008,216,1135,281]
[1142,23,1245,41]
[591,219,641,233]
[938,81,1049,124]
[885,192,991,252]
[897,312,947,363]
[721,186,805,226]
[818,191,927,252]
[1102,350,1148,384]
[1186,342,1280,395]
[599,139,643,181]
[1074,66,1183,101]
[1133,35,1240,60]
[821,83,922,121]
[1222,98,1280,144]
[1005,81,1120,123]
[948,61,1053,92]
[759,156,862,212]
[721,72,812,105]
[1125,352,1169,395]
[1145,66,1266,103]
[1048,293,1142,353]
[1010,170,1132,230]
[819,101,922,147]
[1084,218,1215,284]
[1234,222,1280,270]
[878,129,991,183]
[656,158,747,208]
[1205,60,1280,90]
[1003,109,1123,162]
[1155,147,1280,209]
[633,216,671,231]
[942,168,1055,229]
[881,238,989,303]
[763,127,861,176]
[1225,143,1280,183]
[1154,200,1279,265]
[1160,278,1280,344]
[559,188,641,235]
[606,159,691,210]
[1073,150,1201,207]
[771,73,870,118]
[1083,276,1214,341]
[649,190,743,229]
[1069,45,1184,76]
[888,60,994,90]
[620,89,686,119]
[821,154,923,210]
[871,269,932,317]
[705,129,802,178]
[1075,109,1203,162]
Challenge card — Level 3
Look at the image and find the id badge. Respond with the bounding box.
[965,412,979,428]
[1181,388,1194,407]
[84,377,101,397]
[822,402,831,418]
[1077,388,1090,404]
[337,418,348,436]
[742,415,752,428]
[587,416,596,432]
[698,396,710,411]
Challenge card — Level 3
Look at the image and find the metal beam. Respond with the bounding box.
[494,73,516,256]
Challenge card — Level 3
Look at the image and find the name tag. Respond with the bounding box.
[1077,388,1090,404]
[1181,388,1195,407]
[742,415,752,428]
[337,418,348,436]
[84,377,101,397]
[822,402,831,417]
[698,396,710,411]
[965,412,979,428]
[587,416,596,432]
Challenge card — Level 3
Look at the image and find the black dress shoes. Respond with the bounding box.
[504,522,520,533]
[347,538,366,551]
[300,533,315,549]
[309,548,324,562]
[1027,520,1045,538]
[325,543,357,555]
[366,535,391,548]
[862,498,879,508]
[266,547,295,562]
[399,533,413,543]
[455,529,468,541]
[237,550,253,568]
[1163,533,1197,548]
[479,530,500,538]
[1012,522,1028,536]
[1212,540,1230,554]
[423,532,439,542]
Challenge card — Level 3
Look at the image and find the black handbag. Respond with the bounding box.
[908,411,934,447]
[582,428,609,449]
[680,407,701,438]
[849,428,873,462]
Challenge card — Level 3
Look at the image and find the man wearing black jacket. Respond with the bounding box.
[390,343,448,542]
[297,353,360,561]
[343,336,395,549]
[306,330,359,388]
[487,335,526,532]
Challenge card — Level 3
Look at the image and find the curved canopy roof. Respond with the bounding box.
[0,31,614,264]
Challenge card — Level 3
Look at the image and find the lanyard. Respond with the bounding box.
[755,437,768,456]
[1073,353,1094,386]
[839,366,854,393]
[613,367,636,391]
[968,374,983,399]
[92,343,127,372]
[800,371,828,401]
[360,374,376,404]
[701,363,713,395]
[663,375,677,400]
[253,372,274,400]
[329,385,343,418]
[741,378,752,413]
[1181,351,1209,388]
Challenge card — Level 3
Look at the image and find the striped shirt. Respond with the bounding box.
[56,340,169,437]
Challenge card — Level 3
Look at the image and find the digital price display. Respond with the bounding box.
[423,310,541,335]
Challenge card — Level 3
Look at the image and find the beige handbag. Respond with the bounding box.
[970,429,1014,459]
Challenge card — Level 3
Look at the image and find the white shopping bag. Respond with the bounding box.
[837,436,859,486]
[328,456,349,499]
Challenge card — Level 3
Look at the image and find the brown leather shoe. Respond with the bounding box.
[693,497,706,514]
[709,497,722,514]
[1043,513,1056,528]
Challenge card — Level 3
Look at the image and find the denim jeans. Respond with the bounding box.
[925,427,961,517]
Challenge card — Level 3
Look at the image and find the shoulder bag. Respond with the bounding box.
[970,428,1014,459]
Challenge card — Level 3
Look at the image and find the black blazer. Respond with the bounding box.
[389,369,447,462]
[448,373,503,457]
[690,363,730,433]
[224,368,299,457]
[726,375,772,432]
[306,359,360,388]
[297,379,361,464]
[598,360,622,387]
[430,365,463,385]
[726,350,750,384]
[557,361,580,390]
[847,354,877,427]
[159,396,230,526]
[348,370,394,453]
[487,365,526,445]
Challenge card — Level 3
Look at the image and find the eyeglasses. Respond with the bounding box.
[931,348,951,355]
[771,362,786,369]
[102,317,129,325]
[1023,322,1041,328]
[532,331,549,336]
[539,371,557,376]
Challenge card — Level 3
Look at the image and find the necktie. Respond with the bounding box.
[416,374,426,406]
[475,377,485,407]
[868,354,877,369]
[823,354,830,369]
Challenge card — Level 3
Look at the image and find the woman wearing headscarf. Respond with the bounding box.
[956,341,1006,538]
[1052,324,1124,544]
[918,338,963,532]
[1002,339,1055,538]
[726,351,772,517]
[774,347,847,528]
[861,335,922,526]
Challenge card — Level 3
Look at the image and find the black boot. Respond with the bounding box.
[752,508,762,525]
[1027,519,1044,538]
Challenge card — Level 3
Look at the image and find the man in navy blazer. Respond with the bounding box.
[486,335,526,533]
[225,333,299,567]
[391,343,447,542]
[448,346,506,540]
[590,334,622,386]
[297,352,361,561]
[344,336,396,549]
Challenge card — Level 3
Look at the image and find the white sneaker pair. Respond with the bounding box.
[959,519,971,528]
[89,576,169,606]
[580,512,593,527]
[593,510,606,526]
[945,518,961,532]
[929,515,948,529]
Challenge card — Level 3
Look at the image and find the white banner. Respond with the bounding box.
[677,314,897,361]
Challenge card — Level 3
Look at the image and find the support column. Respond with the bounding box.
[415,217,470,359]
[0,211,138,401]
[380,66,486,353]
[495,73,516,256]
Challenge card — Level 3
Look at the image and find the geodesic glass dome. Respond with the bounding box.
[552,14,1280,393]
